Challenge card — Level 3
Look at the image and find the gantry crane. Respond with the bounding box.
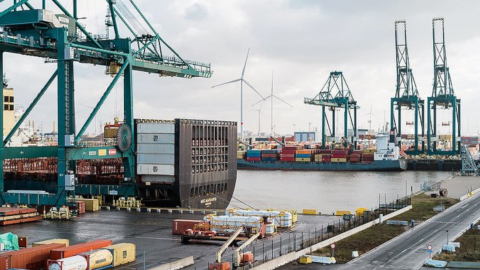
[427,18,461,155]
[0,0,212,206]
[305,71,359,149]
[390,21,424,155]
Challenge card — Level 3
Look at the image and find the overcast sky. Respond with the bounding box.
[2,0,480,136]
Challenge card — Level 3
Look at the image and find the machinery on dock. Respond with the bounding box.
[208,227,243,270]
[390,21,425,155]
[427,18,461,155]
[304,71,359,149]
[0,1,242,209]
[233,233,260,268]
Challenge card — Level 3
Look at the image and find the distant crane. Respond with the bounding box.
[390,21,424,155]
[304,71,359,148]
[427,18,461,155]
[252,72,293,136]
[212,48,265,140]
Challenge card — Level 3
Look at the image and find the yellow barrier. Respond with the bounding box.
[299,256,312,264]
[335,210,351,216]
[303,209,318,215]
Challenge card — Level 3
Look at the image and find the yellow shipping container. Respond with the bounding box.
[331,158,347,163]
[76,198,99,212]
[302,209,317,215]
[355,207,368,216]
[107,243,136,266]
[335,210,351,216]
[237,151,245,159]
[299,256,312,264]
[295,158,311,162]
[32,238,69,247]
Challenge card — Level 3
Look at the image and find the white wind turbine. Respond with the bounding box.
[253,72,293,136]
[251,102,267,136]
[212,48,265,140]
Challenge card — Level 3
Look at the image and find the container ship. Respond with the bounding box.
[237,134,407,171]
[4,119,238,210]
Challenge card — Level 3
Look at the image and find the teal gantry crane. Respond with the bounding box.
[427,18,460,155]
[390,21,424,155]
[0,0,212,207]
[304,71,359,148]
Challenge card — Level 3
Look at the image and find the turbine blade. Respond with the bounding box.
[252,95,271,108]
[241,48,250,78]
[243,79,265,100]
[273,95,293,108]
[211,78,241,88]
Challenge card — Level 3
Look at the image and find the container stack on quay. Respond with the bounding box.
[50,240,113,260]
[0,207,42,226]
[0,243,66,270]
[74,199,99,212]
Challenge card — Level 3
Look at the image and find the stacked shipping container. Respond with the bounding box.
[246,150,261,161]
[261,150,279,162]
[136,121,176,184]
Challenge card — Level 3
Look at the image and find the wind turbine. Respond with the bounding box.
[212,48,265,140]
[363,105,378,131]
[251,103,267,136]
[253,72,293,136]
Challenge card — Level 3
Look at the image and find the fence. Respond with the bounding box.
[203,195,411,269]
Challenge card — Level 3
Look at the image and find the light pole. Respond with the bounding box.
[446,230,449,244]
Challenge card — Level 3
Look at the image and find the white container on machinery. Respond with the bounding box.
[226,209,293,228]
[137,143,175,154]
[137,164,174,175]
[137,134,175,144]
[136,122,175,134]
[137,153,175,165]
[206,215,262,233]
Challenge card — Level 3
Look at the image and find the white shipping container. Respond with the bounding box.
[137,153,174,165]
[137,164,174,175]
[137,134,175,144]
[226,209,293,228]
[137,143,175,154]
[137,123,175,134]
[141,175,175,184]
[206,215,262,233]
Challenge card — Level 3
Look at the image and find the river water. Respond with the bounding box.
[229,170,452,214]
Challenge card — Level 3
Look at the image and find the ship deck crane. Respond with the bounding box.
[427,18,461,155]
[390,21,425,155]
[304,71,359,149]
[209,227,244,270]
[0,0,212,206]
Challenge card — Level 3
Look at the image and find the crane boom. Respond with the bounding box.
[216,227,243,263]
[233,232,261,267]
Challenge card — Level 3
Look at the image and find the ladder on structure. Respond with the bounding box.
[461,145,479,176]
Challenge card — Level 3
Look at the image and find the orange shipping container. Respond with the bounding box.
[0,243,66,270]
[50,240,112,260]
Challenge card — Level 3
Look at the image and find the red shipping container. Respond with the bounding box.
[322,156,331,162]
[280,157,295,162]
[172,219,204,235]
[18,236,27,248]
[246,157,261,161]
[0,243,66,270]
[50,240,112,260]
[76,201,86,214]
[280,150,296,154]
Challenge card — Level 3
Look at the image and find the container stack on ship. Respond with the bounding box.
[135,119,237,209]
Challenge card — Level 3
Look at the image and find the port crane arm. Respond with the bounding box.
[216,227,243,263]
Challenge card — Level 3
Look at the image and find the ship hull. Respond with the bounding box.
[237,159,407,171]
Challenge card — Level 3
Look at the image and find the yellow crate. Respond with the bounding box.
[331,158,347,163]
[32,239,69,247]
[295,158,311,162]
[335,210,351,216]
[302,209,317,215]
[299,256,312,264]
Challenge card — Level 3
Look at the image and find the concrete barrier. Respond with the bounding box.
[251,205,412,270]
[149,256,194,270]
